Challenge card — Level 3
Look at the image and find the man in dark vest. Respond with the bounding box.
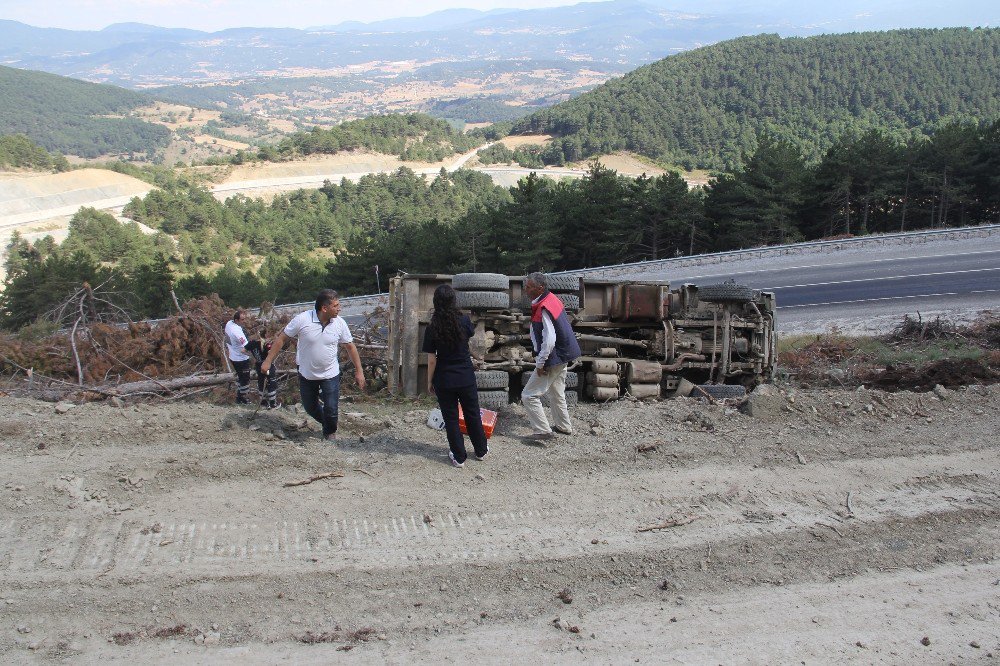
[522,272,582,441]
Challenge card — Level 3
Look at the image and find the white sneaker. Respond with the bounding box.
[448,452,464,468]
[474,445,489,461]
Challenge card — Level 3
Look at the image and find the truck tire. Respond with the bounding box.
[698,282,754,304]
[457,290,510,310]
[693,384,747,400]
[540,390,579,408]
[543,275,581,293]
[557,294,580,311]
[513,293,579,312]
[477,390,509,411]
[475,370,510,390]
[452,273,509,291]
[521,370,579,388]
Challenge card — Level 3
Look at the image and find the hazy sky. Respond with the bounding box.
[0,0,596,31]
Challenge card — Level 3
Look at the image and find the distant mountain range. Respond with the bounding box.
[0,0,994,86]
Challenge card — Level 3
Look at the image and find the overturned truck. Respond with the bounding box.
[387,273,776,408]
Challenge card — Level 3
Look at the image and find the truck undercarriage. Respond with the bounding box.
[388,273,776,407]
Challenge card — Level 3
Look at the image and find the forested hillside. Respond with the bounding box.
[271,114,482,162]
[0,65,170,158]
[508,28,1000,169]
[0,134,68,171]
[4,118,997,329]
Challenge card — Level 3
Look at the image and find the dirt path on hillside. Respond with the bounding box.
[1,383,997,662]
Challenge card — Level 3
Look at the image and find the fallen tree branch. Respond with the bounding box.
[104,369,297,397]
[691,385,718,405]
[816,521,844,537]
[283,471,345,487]
[70,316,83,386]
[108,373,237,396]
[637,515,697,532]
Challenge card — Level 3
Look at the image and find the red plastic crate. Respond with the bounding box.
[458,406,498,439]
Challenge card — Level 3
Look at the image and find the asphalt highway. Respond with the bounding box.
[606,237,1000,333]
[669,249,998,305]
[335,238,1000,334]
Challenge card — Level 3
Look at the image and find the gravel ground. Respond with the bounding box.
[1,382,998,662]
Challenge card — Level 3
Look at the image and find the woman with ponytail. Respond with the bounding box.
[422,284,489,468]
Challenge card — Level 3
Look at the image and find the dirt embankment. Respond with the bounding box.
[0,169,151,219]
[1,381,997,662]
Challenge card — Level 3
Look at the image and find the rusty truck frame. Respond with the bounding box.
[387,272,775,406]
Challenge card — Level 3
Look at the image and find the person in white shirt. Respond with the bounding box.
[224,309,252,404]
[261,289,366,440]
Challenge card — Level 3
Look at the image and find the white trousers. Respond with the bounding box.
[522,363,572,434]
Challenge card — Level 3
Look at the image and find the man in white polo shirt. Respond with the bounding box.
[224,309,252,404]
[261,289,366,440]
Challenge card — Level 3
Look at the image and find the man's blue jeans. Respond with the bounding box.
[298,373,341,437]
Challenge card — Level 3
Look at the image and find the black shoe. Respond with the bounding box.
[236,396,250,405]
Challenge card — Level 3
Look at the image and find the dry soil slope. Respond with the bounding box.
[0,169,151,227]
[0,382,997,661]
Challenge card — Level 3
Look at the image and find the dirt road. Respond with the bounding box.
[1,383,998,662]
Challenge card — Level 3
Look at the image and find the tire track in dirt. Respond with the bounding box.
[2,450,996,579]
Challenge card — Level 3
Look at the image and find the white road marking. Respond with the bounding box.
[662,249,1000,282]
[778,289,1000,309]
[766,267,999,291]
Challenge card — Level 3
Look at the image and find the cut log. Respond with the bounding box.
[106,369,297,397]
[108,373,236,396]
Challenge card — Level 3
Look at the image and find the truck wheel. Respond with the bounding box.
[477,390,509,411]
[693,384,747,400]
[520,371,579,388]
[540,390,579,408]
[452,272,509,291]
[541,275,581,293]
[475,370,510,390]
[457,290,510,310]
[698,283,754,304]
[557,294,580,311]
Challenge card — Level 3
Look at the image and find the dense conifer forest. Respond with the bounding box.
[0,134,69,171]
[0,65,170,158]
[3,120,997,330]
[269,114,482,162]
[3,28,999,330]
[505,29,1000,169]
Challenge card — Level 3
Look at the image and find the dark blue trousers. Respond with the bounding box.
[435,383,489,463]
[299,373,341,436]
